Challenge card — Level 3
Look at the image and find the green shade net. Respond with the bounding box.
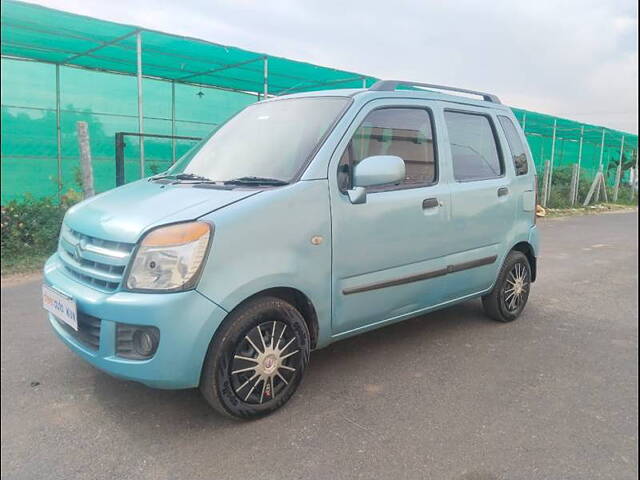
[1,0,637,203]
[512,109,638,192]
[1,0,373,94]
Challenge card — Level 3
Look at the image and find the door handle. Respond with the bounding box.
[497,187,509,197]
[422,197,440,209]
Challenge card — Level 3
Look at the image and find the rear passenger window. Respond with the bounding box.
[498,116,529,175]
[338,108,436,191]
[444,111,503,182]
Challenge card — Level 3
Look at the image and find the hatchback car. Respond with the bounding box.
[43,80,539,419]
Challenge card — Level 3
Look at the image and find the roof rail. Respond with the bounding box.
[369,80,501,104]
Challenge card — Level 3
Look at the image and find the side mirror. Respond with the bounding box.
[347,155,405,204]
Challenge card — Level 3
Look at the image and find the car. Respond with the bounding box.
[43,80,539,419]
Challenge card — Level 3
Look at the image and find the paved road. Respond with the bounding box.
[1,212,638,480]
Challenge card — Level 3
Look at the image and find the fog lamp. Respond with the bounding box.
[132,328,159,357]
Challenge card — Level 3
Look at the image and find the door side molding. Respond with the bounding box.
[342,255,497,295]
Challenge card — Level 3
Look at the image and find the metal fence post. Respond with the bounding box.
[598,128,606,169]
[542,160,551,207]
[263,57,269,99]
[55,64,62,202]
[595,129,606,203]
[634,149,639,199]
[574,126,584,205]
[613,136,625,202]
[594,177,601,203]
[570,163,579,206]
[171,80,176,164]
[136,31,145,178]
[545,120,557,206]
[584,129,607,206]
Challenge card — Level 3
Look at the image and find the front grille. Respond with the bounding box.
[58,224,135,291]
[55,312,102,350]
[116,324,139,358]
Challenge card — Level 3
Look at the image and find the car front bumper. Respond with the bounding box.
[44,254,228,389]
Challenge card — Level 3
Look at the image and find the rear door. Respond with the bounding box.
[440,106,515,299]
[329,99,452,336]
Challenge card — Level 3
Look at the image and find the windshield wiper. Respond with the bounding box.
[150,172,213,182]
[223,176,289,186]
[151,173,288,186]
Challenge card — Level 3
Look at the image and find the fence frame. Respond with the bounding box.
[114,132,202,187]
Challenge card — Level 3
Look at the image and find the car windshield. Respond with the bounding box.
[168,96,350,183]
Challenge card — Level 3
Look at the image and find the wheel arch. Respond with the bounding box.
[511,241,537,282]
[224,287,320,349]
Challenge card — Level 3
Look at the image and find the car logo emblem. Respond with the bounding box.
[74,239,86,261]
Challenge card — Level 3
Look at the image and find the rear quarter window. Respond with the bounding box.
[498,115,529,176]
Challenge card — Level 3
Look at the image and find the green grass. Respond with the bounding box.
[1,252,49,276]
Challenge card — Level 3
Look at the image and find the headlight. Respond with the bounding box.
[126,222,212,292]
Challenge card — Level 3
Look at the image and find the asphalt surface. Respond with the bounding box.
[1,212,638,480]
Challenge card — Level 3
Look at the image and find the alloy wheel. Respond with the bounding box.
[230,321,300,405]
[502,261,529,313]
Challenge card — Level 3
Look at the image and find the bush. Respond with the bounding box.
[1,190,81,273]
[610,183,638,206]
[542,166,638,208]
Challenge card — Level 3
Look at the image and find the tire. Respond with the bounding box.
[482,250,531,323]
[200,296,310,419]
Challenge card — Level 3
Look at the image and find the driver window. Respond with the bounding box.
[337,108,436,191]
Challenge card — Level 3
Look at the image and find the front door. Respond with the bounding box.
[329,100,452,336]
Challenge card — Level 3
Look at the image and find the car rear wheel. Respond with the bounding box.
[200,296,310,419]
[482,250,531,322]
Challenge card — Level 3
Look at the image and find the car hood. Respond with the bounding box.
[64,180,260,243]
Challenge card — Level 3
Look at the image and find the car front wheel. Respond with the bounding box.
[200,296,310,419]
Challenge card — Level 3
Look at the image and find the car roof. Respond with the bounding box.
[274,86,512,112]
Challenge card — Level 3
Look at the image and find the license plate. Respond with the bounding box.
[42,285,78,331]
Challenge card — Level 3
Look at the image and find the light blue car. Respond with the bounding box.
[43,80,539,419]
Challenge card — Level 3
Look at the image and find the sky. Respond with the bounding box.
[29,0,639,133]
